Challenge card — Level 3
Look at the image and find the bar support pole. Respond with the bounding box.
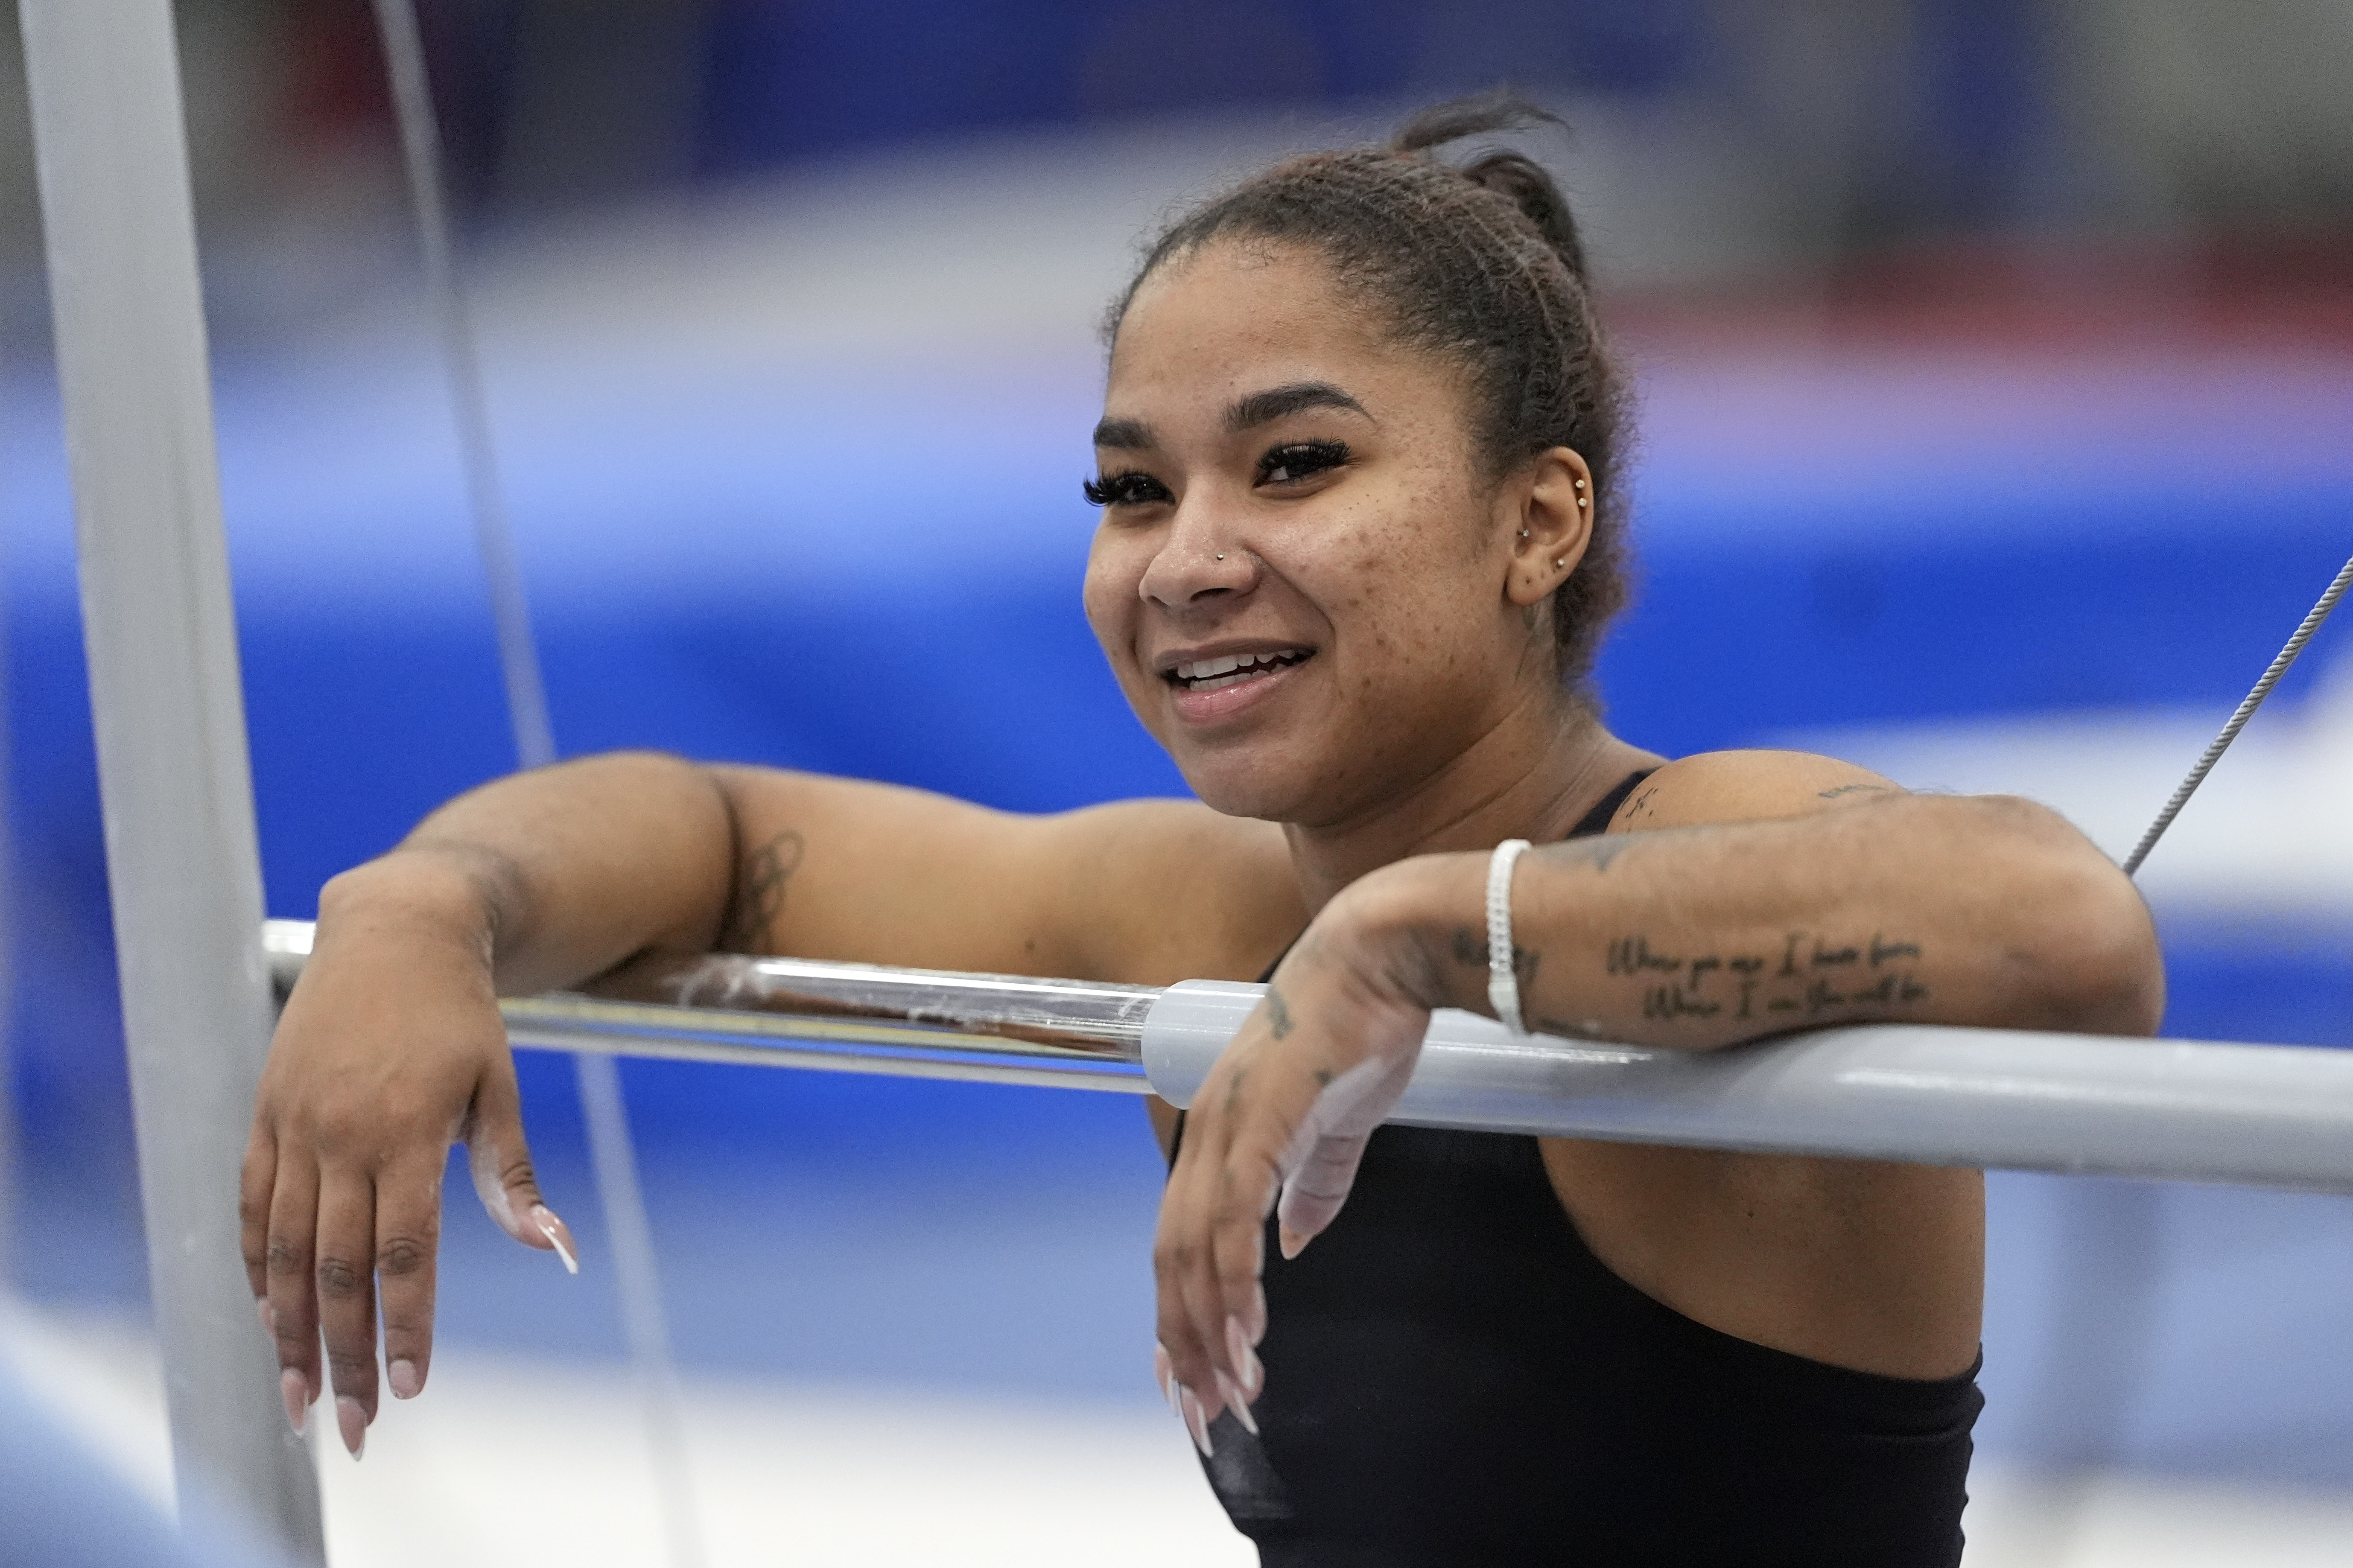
[19,1,326,1555]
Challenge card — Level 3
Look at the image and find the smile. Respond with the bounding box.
[1166,649,1314,693]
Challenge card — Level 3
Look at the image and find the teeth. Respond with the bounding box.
[1171,650,1306,686]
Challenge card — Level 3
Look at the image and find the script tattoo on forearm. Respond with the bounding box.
[1609,930,1928,1024]
[720,830,804,952]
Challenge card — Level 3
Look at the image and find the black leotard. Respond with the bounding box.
[1174,771,1981,1566]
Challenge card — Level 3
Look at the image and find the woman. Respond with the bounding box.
[248,96,2160,1564]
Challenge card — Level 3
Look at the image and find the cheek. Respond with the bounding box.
[1081,533,1141,661]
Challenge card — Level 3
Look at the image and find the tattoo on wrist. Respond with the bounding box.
[720,830,804,952]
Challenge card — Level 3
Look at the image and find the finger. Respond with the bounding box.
[239,1127,277,1307]
[263,1148,322,1432]
[1273,1130,1372,1251]
[374,1151,444,1402]
[1267,1051,1415,1254]
[1169,1082,1265,1419]
[313,1169,379,1457]
[464,1063,578,1271]
[1153,1120,1226,1415]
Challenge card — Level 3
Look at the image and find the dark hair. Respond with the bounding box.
[1106,90,1633,690]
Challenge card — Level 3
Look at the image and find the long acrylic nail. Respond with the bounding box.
[530,1204,579,1274]
[280,1368,308,1435]
[387,1358,422,1400]
[335,1396,366,1460]
[1153,1344,1177,1410]
[1215,1370,1259,1437]
[1225,1316,1263,1398]
[1179,1384,1215,1458]
[255,1297,275,1336]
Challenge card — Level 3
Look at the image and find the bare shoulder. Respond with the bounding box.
[1042,799,1305,986]
[1614,748,1903,832]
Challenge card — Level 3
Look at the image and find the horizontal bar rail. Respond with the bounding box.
[262,921,1154,1092]
[262,921,2353,1192]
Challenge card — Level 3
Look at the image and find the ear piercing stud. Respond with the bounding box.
[1215,553,1226,560]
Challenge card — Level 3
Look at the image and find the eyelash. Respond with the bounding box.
[1083,471,1169,507]
[1257,439,1350,485]
[1080,439,1353,508]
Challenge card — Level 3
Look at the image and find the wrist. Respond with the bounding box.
[1322,852,1490,1015]
[316,851,505,972]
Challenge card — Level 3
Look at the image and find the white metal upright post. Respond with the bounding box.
[18,0,327,1556]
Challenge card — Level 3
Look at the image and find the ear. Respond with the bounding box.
[1501,447,1594,609]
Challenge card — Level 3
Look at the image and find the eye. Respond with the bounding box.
[1256,439,1350,487]
[1083,470,1173,508]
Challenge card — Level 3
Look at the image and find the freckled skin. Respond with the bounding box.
[1083,241,1571,839]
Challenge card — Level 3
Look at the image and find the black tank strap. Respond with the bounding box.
[1569,767,1655,839]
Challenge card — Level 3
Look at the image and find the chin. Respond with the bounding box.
[1166,741,1329,824]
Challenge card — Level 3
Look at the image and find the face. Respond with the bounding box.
[1083,240,1581,827]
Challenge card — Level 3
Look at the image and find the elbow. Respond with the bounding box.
[1974,798,2166,1037]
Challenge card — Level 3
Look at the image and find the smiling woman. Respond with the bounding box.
[248,92,2159,1567]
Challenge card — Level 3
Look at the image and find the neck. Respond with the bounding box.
[1280,692,1658,913]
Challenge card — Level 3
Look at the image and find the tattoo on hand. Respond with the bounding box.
[1267,984,1296,1040]
[720,830,804,952]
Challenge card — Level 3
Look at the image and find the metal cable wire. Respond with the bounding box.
[369,5,705,1563]
[2121,548,2353,877]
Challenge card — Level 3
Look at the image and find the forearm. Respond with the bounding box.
[316,751,740,996]
[1354,794,2163,1046]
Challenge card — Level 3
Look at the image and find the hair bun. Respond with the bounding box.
[1391,90,1589,282]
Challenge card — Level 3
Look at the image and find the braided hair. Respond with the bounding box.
[1106,91,1633,692]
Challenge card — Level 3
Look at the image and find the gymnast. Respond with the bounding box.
[247,94,2163,1565]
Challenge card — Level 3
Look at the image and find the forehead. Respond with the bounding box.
[1106,240,1435,414]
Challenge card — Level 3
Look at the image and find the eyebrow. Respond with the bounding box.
[1225,380,1368,432]
[1092,416,1152,451]
[1090,380,1371,452]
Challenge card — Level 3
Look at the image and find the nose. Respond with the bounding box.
[1138,495,1257,610]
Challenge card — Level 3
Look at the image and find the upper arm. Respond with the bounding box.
[705,765,1301,984]
[1610,749,1905,834]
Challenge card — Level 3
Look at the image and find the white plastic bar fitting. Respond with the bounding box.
[1144,982,2353,1191]
[20,1,326,1555]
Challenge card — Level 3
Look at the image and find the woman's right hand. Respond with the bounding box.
[239,864,578,1458]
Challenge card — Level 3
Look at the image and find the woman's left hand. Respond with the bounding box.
[1151,871,1446,1451]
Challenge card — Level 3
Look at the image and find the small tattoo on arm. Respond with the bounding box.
[1818,783,1894,800]
[720,830,804,952]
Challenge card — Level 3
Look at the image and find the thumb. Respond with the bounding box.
[463,1064,578,1274]
[1272,1051,1416,1257]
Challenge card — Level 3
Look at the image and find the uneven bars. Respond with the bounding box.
[20,1,325,1556]
[264,921,2353,1193]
